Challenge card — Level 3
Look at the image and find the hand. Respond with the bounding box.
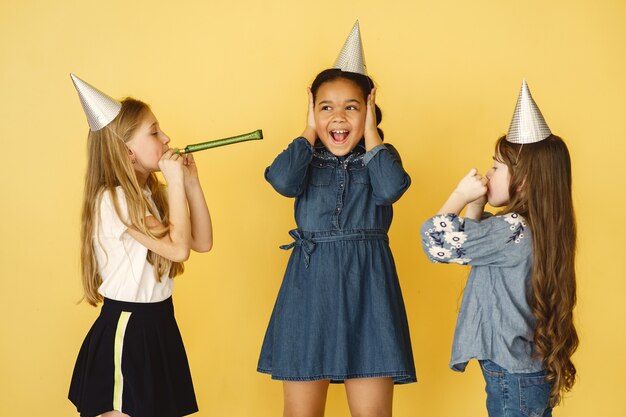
[300,88,317,145]
[453,168,488,205]
[158,148,184,185]
[364,88,383,149]
[182,152,199,185]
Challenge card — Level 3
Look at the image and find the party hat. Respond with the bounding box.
[70,73,122,131]
[333,20,367,75]
[506,80,552,144]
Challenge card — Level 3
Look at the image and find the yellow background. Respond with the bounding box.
[1,0,625,416]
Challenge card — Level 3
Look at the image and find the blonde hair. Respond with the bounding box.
[80,98,184,306]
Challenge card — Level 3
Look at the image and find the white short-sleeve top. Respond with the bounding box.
[94,186,173,302]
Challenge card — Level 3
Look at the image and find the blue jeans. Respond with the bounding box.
[480,360,553,417]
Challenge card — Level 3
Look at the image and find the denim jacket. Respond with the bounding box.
[265,137,411,233]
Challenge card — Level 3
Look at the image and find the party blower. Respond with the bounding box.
[176,129,263,154]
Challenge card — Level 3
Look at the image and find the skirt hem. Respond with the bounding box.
[257,367,417,384]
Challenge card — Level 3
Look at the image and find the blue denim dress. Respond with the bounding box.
[258,137,416,384]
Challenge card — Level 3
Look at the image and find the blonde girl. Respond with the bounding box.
[68,74,212,417]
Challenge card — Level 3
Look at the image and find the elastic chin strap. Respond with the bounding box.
[514,144,524,165]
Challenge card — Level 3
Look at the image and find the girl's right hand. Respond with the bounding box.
[454,168,488,205]
[158,149,185,185]
[300,88,317,145]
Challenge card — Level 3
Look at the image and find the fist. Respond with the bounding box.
[454,168,488,204]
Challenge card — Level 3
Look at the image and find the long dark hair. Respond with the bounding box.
[310,69,384,140]
[497,134,578,405]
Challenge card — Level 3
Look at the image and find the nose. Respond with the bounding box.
[486,168,494,179]
[331,108,346,122]
[161,131,170,145]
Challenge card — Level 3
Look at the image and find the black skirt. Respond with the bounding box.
[69,297,198,417]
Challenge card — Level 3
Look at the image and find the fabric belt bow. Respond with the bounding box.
[280,229,315,268]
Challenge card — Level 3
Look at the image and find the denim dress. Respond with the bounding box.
[257,137,416,384]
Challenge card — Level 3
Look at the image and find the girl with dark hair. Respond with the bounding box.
[258,22,416,417]
[420,81,578,416]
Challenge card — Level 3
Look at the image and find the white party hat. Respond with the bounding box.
[70,73,122,131]
[333,20,367,75]
[506,80,552,144]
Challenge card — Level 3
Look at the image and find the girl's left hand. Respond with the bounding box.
[182,153,199,185]
[364,88,383,150]
[364,88,379,137]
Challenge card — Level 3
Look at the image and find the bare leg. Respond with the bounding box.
[283,379,330,417]
[102,411,130,417]
[345,377,394,417]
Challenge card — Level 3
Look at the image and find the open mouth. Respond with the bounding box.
[330,130,350,144]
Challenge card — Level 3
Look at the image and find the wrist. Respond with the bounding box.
[451,189,471,205]
[364,128,382,141]
[164,174,184,187]
[467,199,486,208]
[184,176,201,187]
[301,127,317,145]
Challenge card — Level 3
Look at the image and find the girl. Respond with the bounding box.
[420,81,578,416]
[68,74,212,417]
[258,22,416,417]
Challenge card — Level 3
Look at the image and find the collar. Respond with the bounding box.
[142,186,153,199]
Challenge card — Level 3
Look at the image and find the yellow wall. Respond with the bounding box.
[1,0,624,416]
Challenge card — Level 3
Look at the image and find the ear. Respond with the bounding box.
[126,146,136,164]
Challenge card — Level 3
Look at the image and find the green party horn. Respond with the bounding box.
[177,129,263,154]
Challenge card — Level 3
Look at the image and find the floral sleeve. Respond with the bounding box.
[420,212,530,267]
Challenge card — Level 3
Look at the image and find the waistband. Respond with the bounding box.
[101,296,174,315]
[280,228,388,268]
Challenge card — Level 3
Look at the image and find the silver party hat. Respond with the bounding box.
[506,80,552,144]
[333,20,367,75]
[70,73,122,131]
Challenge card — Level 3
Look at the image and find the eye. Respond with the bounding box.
[321,105,332,111]
[346,105,358,111]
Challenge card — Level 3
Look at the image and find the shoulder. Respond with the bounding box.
[468,212,527,231]
[381,143,399,154]
[373,143,403,163]
[99,186,128,208]
[98,186,131,220]
[464,212,530,245]
[95,187,131,238]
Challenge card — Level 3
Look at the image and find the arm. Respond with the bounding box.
[127,149,191,262]
[183,153,212,252]
[420,212,528,266]
[362,88,410,205]
[265,138,313,197]
[437,168,487,218]
[420,169,526,266]
[265,89,317,197]
[365,144,411,205]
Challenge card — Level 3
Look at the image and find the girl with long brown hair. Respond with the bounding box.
[420,81,577,416]
[68,74,212,417]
